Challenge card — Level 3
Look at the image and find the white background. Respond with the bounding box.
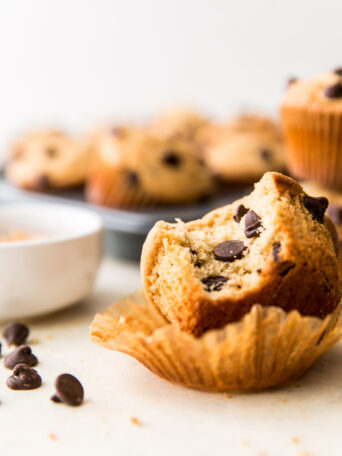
[0,0,341,153]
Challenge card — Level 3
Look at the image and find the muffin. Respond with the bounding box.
[204,115,285,184]
[5,130,92,190]
[86,127,216,208]
[281,69,342,189]
[141,172,340,336]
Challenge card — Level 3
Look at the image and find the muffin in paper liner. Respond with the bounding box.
[90,290,342,392]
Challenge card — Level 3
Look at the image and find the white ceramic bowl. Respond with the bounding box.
[0,203,103,320]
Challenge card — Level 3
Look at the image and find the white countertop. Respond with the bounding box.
[1,256,342,456]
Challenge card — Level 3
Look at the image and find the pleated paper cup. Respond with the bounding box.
[281,105,342,189]
[90,290,342,392]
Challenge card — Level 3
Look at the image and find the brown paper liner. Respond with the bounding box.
[90,290,342,392]
[85,155,161,209]
[281,105,342,189]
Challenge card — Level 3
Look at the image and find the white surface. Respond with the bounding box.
[0,203,102,319]
[0,0,342,157]
[0,256,341,456]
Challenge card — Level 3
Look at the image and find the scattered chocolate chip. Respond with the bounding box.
[2,322,29,346]
[327,203,342,226]
[272,242,281,262]
[213,240,246,262]
[260,149,272,162]
[46,147,57,158]
[287,77,298,86]
[303,194,328,224]
[162,151,181,167]
[50,394,62,403]
[7,364,42,390]
[36,174,51,190]
[256,268,262,274]
[201,276,228,292]
[324,82,342,99]
[51,374,84,406]
[234,204,249,223]
[277,261,296,277]
[4,345,38,370]
[124,171,139,187]
[244,210,262,238]
[334,67,342,77]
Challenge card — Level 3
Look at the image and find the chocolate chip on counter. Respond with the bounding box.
[324,82,342,99]
[162,151,181,167]
[213,240,246,262]
[7,364,42,390]
[50,394,62,403]
[124,171,139,187]
[234,204,249,223]
[327,203,342,226]
[201,276,228,292]
[303,194,328,224]
[272,242,281,262]
[244,210,262,238]
[260,149,272,162]
[4,345,38,370]
[277,261,296,277]
[334,67,342,76]
[51,374,84,406]
[2,322,29,346]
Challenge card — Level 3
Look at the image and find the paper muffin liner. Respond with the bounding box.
[85,156,160,209]
[281,105,342,189]
[90,290,342,392]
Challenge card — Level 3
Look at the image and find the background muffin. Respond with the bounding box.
[86,127,216,208]
[281,70,342,189]
[5,130,92,191]
[204,114,285,184]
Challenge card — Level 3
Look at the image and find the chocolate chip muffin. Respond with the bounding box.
[204,115,285,184]
[281,69,342,189]
[141,172,341,336]
[5,130,92,190]
[86,127,216,208]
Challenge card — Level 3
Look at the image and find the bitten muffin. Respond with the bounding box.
[148,108,208,141]
[281,69,342,189]
[141,172,340,336]
[5,130,92,190]
[204,115,285,184]
[86,127,216,208]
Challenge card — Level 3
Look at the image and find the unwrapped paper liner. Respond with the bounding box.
[90,291,342,392]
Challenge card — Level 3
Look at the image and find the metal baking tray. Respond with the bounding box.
[0,178,250,261]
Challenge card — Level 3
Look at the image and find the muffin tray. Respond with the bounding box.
[0,177,250,260]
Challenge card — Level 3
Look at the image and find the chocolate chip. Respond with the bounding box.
[213,240,246,262]
[256,268,262,274]
[2,322,29,346]
[7,364,42,390]
[162,151,182,167]
[244,210,262,238]
[272,242,281,262]
[4,345,38,370]
[36,174,51,190]
[324,82,342,99]
[260,149,272,162]
[46,147,57,158]
[124,171,139,187]
[194,262,201,268]
[277,261,296,277]
[51,374,84,406]
[327,203,342,226]
[287,77,298,86]
[334,67,342,76]
[234,204,249,223]
[303,194,328,224]
[50,394,62,403]
[201,276,228,292]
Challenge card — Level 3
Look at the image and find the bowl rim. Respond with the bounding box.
[0,202,103,248]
